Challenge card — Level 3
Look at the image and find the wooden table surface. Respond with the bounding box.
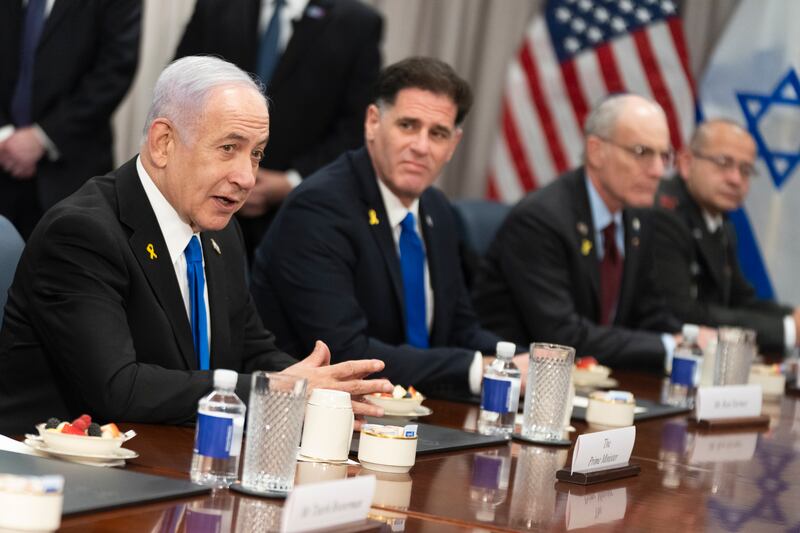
[47,370,800,531]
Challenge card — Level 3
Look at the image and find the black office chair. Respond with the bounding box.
[0,216,25,328]
[450,199,511,288]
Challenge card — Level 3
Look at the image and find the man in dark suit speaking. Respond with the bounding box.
[474,94,681,369]
[251,58,527,397]
[0,56,390,435]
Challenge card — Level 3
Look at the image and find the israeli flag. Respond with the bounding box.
[700,0,800,304]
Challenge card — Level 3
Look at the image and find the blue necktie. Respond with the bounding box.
[256,0,285,86]
[11,0,47,126]
[185,236,210,370]
[399,213,429,348]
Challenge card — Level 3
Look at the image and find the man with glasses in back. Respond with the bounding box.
[653,119,799,354]
[473,94,681,369]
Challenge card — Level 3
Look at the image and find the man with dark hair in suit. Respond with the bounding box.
[175,0,383,259]
[251,57,528,397]
[473,94,682,369]
[653,119,799,353]
[0,56,390,436]
[0,0,141,239]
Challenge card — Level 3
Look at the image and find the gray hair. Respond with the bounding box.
[142,55,266,142]
[583,93,663,139]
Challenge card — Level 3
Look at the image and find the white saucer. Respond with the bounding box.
[24,438,138,461]
[381,405,433,417]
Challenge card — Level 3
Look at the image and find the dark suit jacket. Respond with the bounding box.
[473,168,680,369]
[653,176,791,352]
[0,158,296,435]
[250,148,501,395]
[175,0,382,177]
[0,0,141,212]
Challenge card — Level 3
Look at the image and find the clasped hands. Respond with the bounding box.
[0,127,45,179]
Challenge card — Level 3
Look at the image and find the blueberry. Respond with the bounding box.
[87,423,102,437]
[45,418,60,429]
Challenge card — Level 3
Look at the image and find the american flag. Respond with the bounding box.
[488,0,696,202]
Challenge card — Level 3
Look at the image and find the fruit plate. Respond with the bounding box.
[365,394,425,412]
[24,438,138,462]
[36,423,131,455]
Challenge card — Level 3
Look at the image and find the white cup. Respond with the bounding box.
[299,389,354,462]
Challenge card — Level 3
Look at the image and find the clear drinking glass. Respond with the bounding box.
[713,327,756,386]
[522,343,575,441]
[241,372,307,495]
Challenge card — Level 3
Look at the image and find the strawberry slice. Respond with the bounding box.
[71,417,89,431]
[576,356,599,369]
[79,414,92,425]
[61,423,85,436]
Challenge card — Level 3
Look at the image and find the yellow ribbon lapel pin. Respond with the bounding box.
[368,209,380,226]
[146,243,157,260]
[581,238,592,256]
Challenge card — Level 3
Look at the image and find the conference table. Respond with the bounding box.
[49,370,800,532]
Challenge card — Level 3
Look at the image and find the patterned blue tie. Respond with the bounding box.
[185,236,210,370]
[11,0,47,126]
[399,213,429,348]
[256,0,285,86]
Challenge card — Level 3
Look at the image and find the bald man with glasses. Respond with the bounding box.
[473,94,681,369]
[653,119,799,353]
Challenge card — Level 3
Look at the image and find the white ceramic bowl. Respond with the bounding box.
[37,424,124,455]
[364,394,425,414]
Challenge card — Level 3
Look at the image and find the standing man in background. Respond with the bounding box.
[0,0,142,239]
[175,0,383,259]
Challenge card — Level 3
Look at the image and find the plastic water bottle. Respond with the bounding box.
[190,369,246,488]
[477,341,521,436]
[667,324,703,408]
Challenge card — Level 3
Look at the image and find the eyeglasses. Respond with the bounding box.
[692,151,757,179]
[598,137,674,168]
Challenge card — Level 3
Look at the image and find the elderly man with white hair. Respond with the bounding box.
[0,56,391,435]
[474,94,682,369]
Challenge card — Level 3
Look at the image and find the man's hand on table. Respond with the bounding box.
[281,340,393,428]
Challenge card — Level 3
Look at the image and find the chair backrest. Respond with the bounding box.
[450,199,511,289]
[0,216,25,328]
[451,199,511,258]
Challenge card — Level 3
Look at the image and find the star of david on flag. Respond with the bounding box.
[701,0,800,303]
[487,0,696,202]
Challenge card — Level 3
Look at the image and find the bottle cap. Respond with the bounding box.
[495,341,516,359]
[213,369,238,390]
[681,323,700,342]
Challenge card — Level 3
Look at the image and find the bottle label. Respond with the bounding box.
[194,411,244,459]
[481,376,520,414]
[671,356,698,387]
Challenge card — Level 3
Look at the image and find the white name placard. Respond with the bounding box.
[695,384,762,421]
[566,488,627,530]
[688,432,758,464]
[571,426,635,475]
[281,475,375,533]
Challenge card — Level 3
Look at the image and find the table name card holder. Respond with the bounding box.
[555,426,639,485]
[688,385,769,429]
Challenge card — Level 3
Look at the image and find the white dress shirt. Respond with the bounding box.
[136,157,211,351]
